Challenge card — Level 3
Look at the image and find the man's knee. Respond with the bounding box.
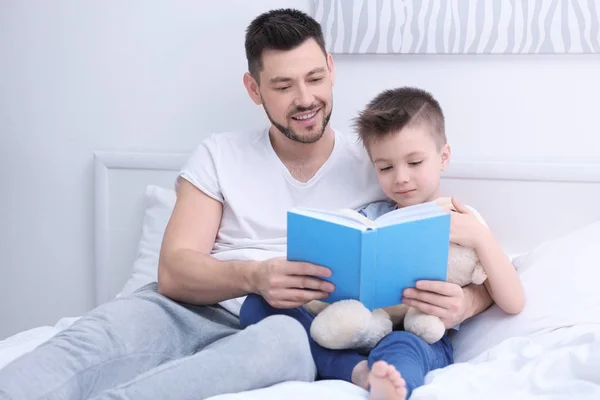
[257,315,316,379]
[258,315,307,347]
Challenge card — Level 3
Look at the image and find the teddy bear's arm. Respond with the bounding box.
[382,304,409,326]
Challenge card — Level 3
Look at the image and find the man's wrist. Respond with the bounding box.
[240,260,262,295]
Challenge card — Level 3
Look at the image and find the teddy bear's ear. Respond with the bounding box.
[471,264,488,285]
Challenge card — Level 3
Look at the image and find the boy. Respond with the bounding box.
[240,86,525,399]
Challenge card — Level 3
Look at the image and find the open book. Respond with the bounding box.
[287,201,450,311]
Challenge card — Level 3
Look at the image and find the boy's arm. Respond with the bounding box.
[475,230,525,314]
[404,201,525,324]
[449,198,525,315]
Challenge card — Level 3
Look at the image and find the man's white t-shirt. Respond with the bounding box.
[178,127,386,315]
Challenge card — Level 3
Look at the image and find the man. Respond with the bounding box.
[0,8,493,400]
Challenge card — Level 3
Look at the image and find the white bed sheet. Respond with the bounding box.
[210,324,600,400]
[2,320,599,400]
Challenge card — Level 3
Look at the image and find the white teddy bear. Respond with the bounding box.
[304,197,488,351]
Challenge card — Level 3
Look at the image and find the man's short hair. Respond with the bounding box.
[245,8,327,82]
[354,87,446,149]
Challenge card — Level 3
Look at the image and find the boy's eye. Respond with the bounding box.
[310,77,323,83]
[408,161,422,166]
[380,166,392,171]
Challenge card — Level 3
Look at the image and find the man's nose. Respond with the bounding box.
[294,84,315,108]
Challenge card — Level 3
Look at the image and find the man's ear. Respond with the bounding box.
[243,72,262,105]
[440,144,451,171]
[327,53,335,87]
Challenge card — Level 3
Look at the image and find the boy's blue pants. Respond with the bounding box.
[240,294,454,397]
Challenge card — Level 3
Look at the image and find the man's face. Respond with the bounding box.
[246,39,334,144]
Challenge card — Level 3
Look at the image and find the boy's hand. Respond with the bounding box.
[402,281,467,329]
[446,197,487,249]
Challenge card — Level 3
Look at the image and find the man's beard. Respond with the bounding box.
[264,102,333,144]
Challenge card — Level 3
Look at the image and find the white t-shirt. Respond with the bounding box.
[178,127,387,315]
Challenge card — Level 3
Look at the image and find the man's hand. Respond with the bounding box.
[402,280,467,329]
[250,257,335,308]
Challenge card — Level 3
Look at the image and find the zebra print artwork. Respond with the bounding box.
[312,0,600,54]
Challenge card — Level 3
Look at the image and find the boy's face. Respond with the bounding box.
[368,124,450,207]
[243,38,335,144]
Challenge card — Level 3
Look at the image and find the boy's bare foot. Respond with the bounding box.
[367,361,407,400]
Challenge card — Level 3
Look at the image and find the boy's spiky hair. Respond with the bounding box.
[354,87,446,149]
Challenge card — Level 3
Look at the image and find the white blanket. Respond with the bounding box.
[2,321,599,399]
[412,324,600,400]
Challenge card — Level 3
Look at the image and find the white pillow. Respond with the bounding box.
[451,219,600,363]
[117,185,176,297]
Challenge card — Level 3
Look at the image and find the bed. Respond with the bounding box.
[2,150,600,399]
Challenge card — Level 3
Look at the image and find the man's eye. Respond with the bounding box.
[409,161,422,166]
[275,86,290,91]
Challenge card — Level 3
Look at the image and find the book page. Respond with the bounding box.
[374,201,447,227]
[288,208,372,230]
[338,209,376,229]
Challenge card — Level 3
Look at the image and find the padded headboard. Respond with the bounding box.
[93,151,600,306]
[94,152,187,306]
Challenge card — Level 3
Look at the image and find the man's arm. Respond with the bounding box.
[158,178,334,307]
[157,178,253,304]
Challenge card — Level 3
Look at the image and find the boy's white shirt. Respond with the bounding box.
[178,128,386,315]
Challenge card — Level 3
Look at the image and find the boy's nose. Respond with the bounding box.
[394,169,410,184]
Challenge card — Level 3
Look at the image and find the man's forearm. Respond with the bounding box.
[462,283,493,322]
[157,248,259,305]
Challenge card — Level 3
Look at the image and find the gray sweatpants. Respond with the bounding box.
[0,283,316,399]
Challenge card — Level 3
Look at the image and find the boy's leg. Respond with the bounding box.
[0,283,240,400]
[241,294,366,382]
[368,331,454,397]
[89,315,316,400]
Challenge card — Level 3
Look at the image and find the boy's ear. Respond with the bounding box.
[440,144,451,171]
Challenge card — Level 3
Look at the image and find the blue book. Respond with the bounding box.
[287,201,451,311]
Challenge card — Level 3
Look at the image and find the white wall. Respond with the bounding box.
[0,0,312,339]
[330,53,600,164]
[1,0,600,339]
